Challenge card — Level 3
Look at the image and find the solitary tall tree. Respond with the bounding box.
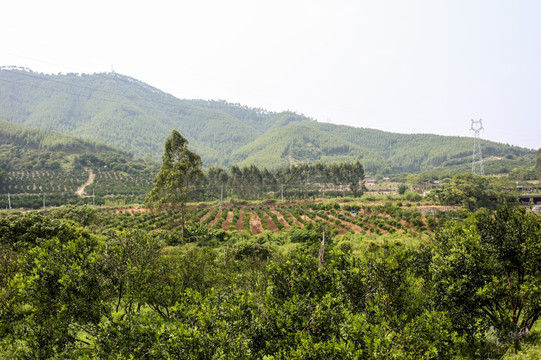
[145,130,202,237]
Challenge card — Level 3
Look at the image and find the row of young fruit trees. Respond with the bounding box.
[102,201,436,238]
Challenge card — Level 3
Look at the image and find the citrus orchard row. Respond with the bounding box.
[98,201,461,236]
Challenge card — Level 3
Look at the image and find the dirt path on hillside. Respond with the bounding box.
[75,168,95,197]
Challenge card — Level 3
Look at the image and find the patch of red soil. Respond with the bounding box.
[186,204,209,210]
[328,214,364,233]
[249,210,264,235]
[300,214,316,225]
[231,201,249,207]
[280,199,323,207]
[198,208,215,224]
[222,210,233,230]
[315,215,348,235]
[283,210,304,227]
[261,210,279,232]
[270,209,291,230]
[208,208,222,228]
[236,210,246,231]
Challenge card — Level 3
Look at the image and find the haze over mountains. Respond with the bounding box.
[0,67,534,174]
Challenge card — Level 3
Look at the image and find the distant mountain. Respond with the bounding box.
[0,68,306,166]
[0,68,535,174]
[231,121,534,174]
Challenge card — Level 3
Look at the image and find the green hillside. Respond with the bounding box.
[0,67,535,174]
[230,122,376,169]
[0,120,157,208]
[0,119,132,170]
[232,121,535,174]
[0,68,305,166]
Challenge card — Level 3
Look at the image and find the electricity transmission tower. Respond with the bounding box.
[470,119,484,175]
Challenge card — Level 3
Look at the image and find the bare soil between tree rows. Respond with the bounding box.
[104,201,453,236]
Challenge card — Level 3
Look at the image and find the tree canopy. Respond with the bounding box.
[145,130,202,209]
[432,205,541,346]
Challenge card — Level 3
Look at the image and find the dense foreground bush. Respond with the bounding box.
[0,205,539,359]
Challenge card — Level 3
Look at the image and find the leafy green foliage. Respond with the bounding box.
[1,205,540,358]
[145,130,202,209]
[145,130,203,240]
[438,172,490,210]
[431,205,541,348]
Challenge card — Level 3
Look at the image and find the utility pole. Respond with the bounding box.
[8,193,11,210]
[42,194,45,209]
[93,188,95,206]
[281,184,284,201]
[471,119,484,175]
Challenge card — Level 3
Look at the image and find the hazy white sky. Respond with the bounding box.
[2,0,540,149]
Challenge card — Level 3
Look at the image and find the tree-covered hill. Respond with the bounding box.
[0,120,158,208]
[0,67,535,174]
[232,121,535,174]
[0,68,306,166]
[0,119,133,171]
[230,122,376,169]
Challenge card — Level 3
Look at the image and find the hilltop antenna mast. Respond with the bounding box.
[470,119,484,175]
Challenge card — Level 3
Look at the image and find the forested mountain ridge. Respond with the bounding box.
[232,121,535,174]
[0,68,306,166]
[0,68,535,174]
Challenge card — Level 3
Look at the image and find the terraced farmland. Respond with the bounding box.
[0,169,88,194]
[95,201,455,236]
[0,167,155,208]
